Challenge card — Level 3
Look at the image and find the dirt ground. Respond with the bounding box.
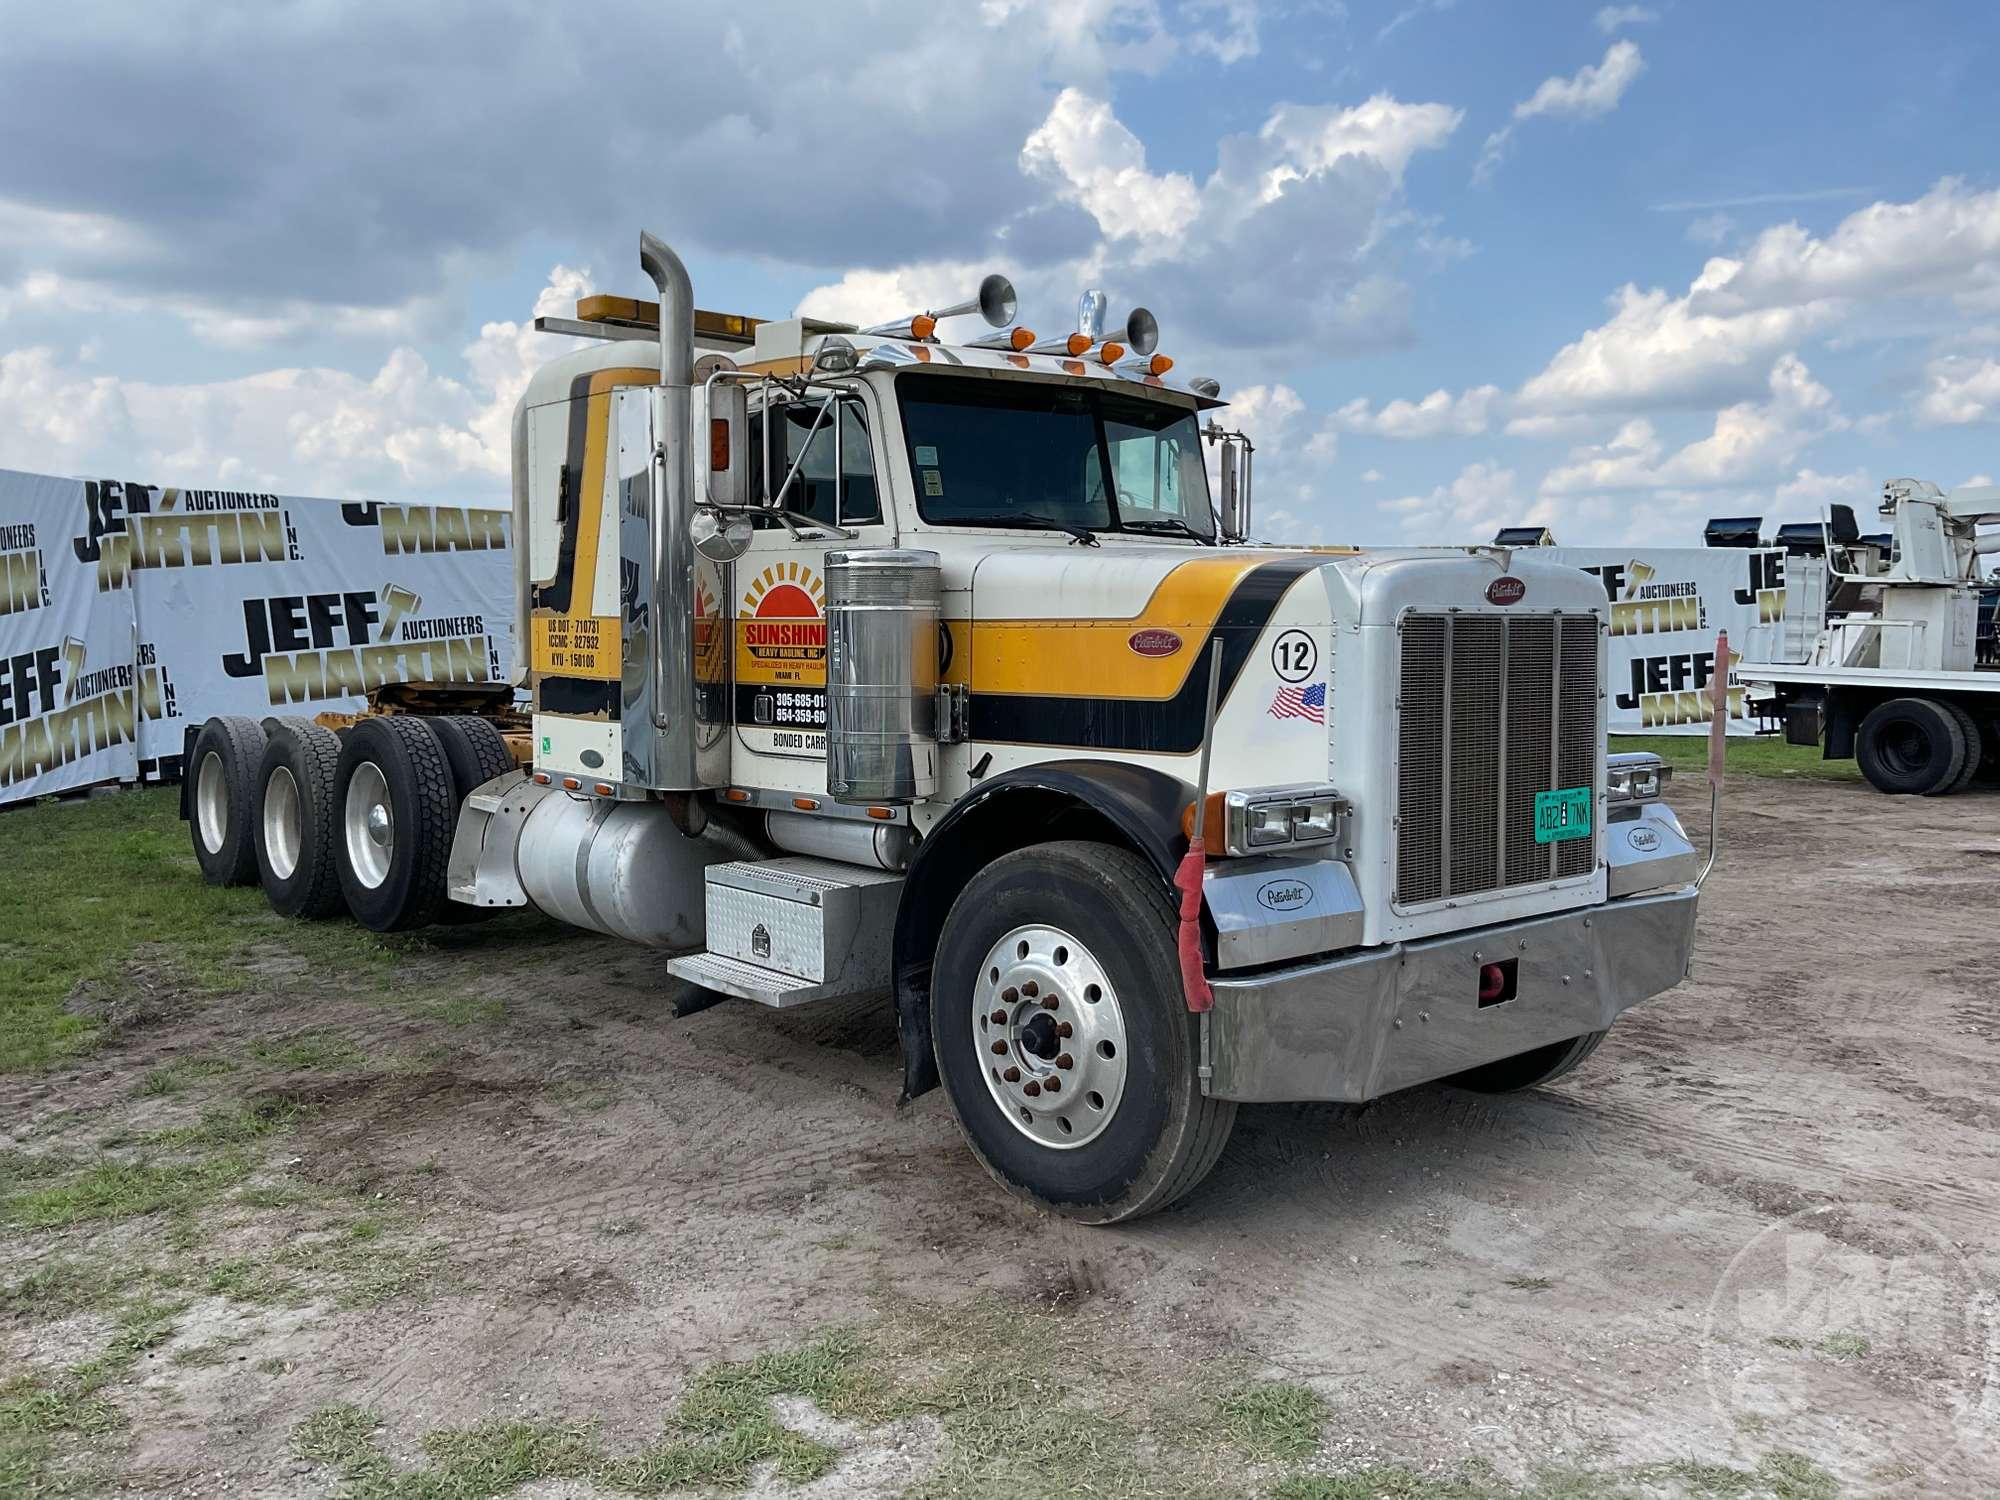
[3,774,1997,1498]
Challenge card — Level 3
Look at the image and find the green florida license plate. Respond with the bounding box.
[1534,787,1593,844]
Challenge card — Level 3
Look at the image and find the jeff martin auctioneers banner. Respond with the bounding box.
[0,466,514,805]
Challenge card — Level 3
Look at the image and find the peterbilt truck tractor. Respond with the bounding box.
[182,231,1704,1223]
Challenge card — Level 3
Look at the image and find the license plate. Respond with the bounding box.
[1534,787,1592,844]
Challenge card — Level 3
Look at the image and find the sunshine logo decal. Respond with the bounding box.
[740,564,826,672]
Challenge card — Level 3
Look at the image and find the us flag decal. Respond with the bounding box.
[1268,680,1325,723]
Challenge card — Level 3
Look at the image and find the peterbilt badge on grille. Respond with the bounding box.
[1486,576,1527,606]
[1128,628,1183,657]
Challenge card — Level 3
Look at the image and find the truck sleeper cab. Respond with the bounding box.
[185,231,1703,1224]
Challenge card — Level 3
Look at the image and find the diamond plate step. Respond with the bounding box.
[663,950,878,1009]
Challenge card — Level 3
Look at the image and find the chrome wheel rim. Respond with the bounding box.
[343,761,394,890]
[195,752,228,854]
[973,923,1129,1151]
[262,765,302,881]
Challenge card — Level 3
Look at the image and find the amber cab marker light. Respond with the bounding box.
[722,787,752,803]
[910,314,937,341]
[866,806,894,821]
[793,796,821,811]
[561,777,581,791]
[532,771,552,786]
[593,782,614,797]
[1066,332,1092,355]
[1098,341,1126,365]
[1147,353,1174,376]
[1180,791,1227,848]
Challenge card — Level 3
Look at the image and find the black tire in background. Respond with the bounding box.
[1446,1029,1607,1093]
[1942,702,1983,794]
[188,716,268,886]
[429,716,515,802]
[332,717,455,932]
[931,840,1236,1225]
[1855,696,1966,796]
[425,717,515,923]
[252,719,346,920]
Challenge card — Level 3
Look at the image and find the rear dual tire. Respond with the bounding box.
[253,720,345,919]
[1855,696,1980,796]
[190,716,268,886]
[334,717,458,932]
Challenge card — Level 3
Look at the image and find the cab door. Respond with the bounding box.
[732,392,888,776]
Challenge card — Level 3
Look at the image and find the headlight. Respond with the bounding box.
[1218,783,1347,856]
[1607,752,1671,804]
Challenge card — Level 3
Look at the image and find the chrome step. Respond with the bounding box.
[664,950,874,1009]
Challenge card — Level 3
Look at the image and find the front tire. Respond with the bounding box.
[931,841,1235,1225]
[1447,1030,1608,1093]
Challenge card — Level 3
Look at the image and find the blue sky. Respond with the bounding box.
[1,0,1995,546]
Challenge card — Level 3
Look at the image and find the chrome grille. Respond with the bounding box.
[1396,612,1601,907]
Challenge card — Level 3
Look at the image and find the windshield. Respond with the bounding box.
[896,373,1215,540]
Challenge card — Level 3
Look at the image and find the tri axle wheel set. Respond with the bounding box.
[187,713,512,932]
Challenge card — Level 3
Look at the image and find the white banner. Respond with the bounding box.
[1,470,514,804]
[1543,546,1790,735]
[0,469,148,799]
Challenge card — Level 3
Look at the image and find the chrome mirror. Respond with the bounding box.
[691,509,753,563]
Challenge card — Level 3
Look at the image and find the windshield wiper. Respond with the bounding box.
[948,512,1101,546]
[1118,516,1214,544]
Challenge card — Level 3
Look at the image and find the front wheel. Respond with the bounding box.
[1446,1029,1607,1093]
[931,841,1235,1224]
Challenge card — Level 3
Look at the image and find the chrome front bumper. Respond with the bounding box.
[1201,887,1698,1103]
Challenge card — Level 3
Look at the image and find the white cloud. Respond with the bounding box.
[1595,5,1658,32]
[1021,89,1203,251]
[805,88,1462,357]
[1687,178,2000,317]
[1477,41,1644,181]
[1515,281,1829,417]
[0,267,589,501]
[1772,466,1873,516]
[1517,40,1646,121]
[1334,384,1500,438]
[1540,354,1841,493]
[1916,354,2000,426]
[1380,460,1552,540]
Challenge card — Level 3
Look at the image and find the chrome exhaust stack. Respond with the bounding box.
[639,230,701,788]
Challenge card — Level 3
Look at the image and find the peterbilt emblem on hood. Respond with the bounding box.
[1486,576,1527,606]
[1256,879,1313,912]
[1128,628,1183,658]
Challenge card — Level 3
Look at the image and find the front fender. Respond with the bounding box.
[893,760,1192,1101]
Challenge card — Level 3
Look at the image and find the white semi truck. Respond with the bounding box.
[1749,478,2000,795]
[182,232,1704,1222]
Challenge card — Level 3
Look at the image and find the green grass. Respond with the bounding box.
[248,1029,365,1071]
[1616,733,1863,783]
[1,1154,252,1230]
[1211,1382,1328,1462]
[0,788,409,1072]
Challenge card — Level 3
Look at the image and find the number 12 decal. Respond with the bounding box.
[1270,628,1317,683]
